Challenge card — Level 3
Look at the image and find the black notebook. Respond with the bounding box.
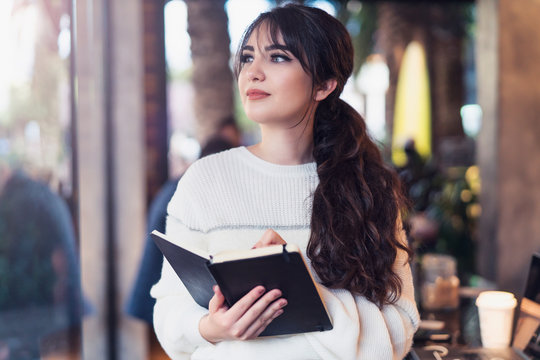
[152,230,333,337]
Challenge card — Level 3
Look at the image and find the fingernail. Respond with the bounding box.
[275,309,284,317]
[280,299,287,307]
[258,286,265,294]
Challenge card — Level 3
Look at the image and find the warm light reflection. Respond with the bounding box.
[461,104,483,138]
[0,1,12,114]
[392,41,432,166]
[357,55,389,142]
[0,1,40,114]
[164,0,191,73]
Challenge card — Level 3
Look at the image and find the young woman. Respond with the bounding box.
[151,4,419,359]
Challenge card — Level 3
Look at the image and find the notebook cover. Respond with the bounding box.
[152,232,215,309]
[208,250,333,336]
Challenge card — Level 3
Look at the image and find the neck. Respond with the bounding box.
[248,123,314,165]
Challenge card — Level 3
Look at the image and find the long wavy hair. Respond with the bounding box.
[235,4,411,308]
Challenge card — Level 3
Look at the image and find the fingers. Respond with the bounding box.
[242,296,287,339]
[202,285,286,342]
[227,285,266,320]
[231,289,287,339]
[252,228,287,249]
[209,285,227,314]
[252,307,285,338]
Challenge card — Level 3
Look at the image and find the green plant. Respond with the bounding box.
[398,147,480,279]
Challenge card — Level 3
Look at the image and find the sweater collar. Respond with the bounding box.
[236,146,317,177]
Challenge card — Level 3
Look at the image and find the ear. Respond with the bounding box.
[314,78,338,101]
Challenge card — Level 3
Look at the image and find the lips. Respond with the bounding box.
[246,89,270,100]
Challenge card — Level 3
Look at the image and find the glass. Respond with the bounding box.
[0,0,82,358]
[421,253,460,311]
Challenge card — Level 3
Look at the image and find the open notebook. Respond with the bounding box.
[152,230,333,337]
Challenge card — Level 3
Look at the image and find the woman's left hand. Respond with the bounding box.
[252,229,287,249]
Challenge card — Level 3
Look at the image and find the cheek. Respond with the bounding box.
[237,76,248,103]
[282,75,313,102]
[237,67,249,86]
[281,69,311,91]
[237,75,245,93]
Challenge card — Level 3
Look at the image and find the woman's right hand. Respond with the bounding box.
[199,285,287,343]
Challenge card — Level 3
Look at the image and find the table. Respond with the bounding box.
[406,295,530,359]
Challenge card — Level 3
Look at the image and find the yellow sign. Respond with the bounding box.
[392,41,431,166]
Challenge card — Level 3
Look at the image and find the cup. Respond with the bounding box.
[476,291,517,348]
[421,254,460,310]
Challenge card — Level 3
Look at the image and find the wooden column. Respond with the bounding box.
[75,0,108,356]
[75,0,147,358]
[185,0,234,143]
[477,0,540,293]
[109,0,147,359]
[143,0,169,205]
[476,0,499,285]
[497,0,540,292]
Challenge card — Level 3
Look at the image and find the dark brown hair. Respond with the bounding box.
[236,4,411,308]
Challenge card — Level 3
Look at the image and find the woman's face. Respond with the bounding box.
[237,23,315,128]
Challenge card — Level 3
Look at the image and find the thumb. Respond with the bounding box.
[253,229,286,248]
[209,285,226,313]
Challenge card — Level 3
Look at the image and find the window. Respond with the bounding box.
[0,1,82,358]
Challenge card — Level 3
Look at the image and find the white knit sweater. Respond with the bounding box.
[151,147,419,360]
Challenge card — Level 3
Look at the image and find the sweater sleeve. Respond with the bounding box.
[303,226,420,360]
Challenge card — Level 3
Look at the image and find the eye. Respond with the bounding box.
[270,53,292,63]
[240,53,253,64]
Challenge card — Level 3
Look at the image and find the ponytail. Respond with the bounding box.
[308,97,411,308]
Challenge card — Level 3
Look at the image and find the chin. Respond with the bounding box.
[245,112,274,125]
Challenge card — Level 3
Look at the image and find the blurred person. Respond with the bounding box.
[397,139,440,250]
[0,161,86,358]
[126,135,236,324]
[151,4,418,360]
[216,116,243,148]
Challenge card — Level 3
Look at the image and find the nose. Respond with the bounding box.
[247,58,265,82]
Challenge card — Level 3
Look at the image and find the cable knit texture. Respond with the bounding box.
[151,147,419,360]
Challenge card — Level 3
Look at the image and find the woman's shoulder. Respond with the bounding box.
[167,147,248,230]
[181,146,244,183]
[169,147,244,205]
[193,146,243,169]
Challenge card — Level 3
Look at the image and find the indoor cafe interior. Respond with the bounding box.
[0,0,539,359]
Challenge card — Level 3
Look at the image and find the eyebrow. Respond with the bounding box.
[265,44,289,52]
[241,44,290,52]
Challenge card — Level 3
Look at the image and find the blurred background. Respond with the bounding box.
[0,0,539,359]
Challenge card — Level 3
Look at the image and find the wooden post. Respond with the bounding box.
[476,0,540,293]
